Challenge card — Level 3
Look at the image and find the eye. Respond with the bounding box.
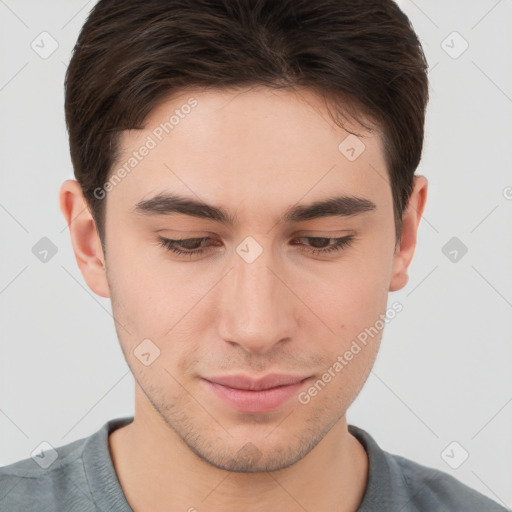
[157,236,215,257]
[157,235,355,258]
[291,235,355,255]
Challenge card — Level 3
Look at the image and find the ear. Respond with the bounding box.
[59,179,111,298]
[389,175,428,292]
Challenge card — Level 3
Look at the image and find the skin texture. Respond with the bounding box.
[60,85,427,512]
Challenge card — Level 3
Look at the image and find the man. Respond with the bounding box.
[0,0,507,510]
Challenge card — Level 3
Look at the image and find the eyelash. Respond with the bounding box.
[157,235,355,258]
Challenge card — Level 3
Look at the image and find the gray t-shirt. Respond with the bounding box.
[0,416,508,511]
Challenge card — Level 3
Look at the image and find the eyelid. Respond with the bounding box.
[292,229,355,237]
[157,233,356,258]
[154,228,355,238]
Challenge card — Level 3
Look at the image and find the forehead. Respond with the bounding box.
[109,86,390,223]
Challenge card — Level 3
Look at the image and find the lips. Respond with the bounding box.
[204,374,310,390]
[202,374,311,413]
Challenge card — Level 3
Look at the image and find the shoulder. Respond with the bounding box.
[348,425,509,512]
[390,452,508,511]
[0,434,91,511]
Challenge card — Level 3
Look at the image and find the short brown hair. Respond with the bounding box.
[65,0,429,249]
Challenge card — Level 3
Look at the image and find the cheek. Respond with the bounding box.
[106,256,201,385]
[291,243,392,384]
[106,234,218,360]
[298,257,390,335]
[105,237,175,337]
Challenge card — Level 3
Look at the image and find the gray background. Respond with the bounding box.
[1,0,511,507]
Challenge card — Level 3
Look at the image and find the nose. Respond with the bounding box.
[216,245,299,355]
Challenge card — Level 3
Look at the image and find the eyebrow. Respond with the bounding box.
[132,192,376,226]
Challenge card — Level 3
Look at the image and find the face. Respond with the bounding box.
[100,86,399,472]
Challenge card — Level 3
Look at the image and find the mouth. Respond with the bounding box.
[201,374,312,413]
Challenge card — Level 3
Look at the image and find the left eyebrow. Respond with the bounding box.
[132,192,377,226]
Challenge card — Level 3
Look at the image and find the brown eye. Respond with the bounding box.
[292,235,355,255]
[158,236,213,256]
